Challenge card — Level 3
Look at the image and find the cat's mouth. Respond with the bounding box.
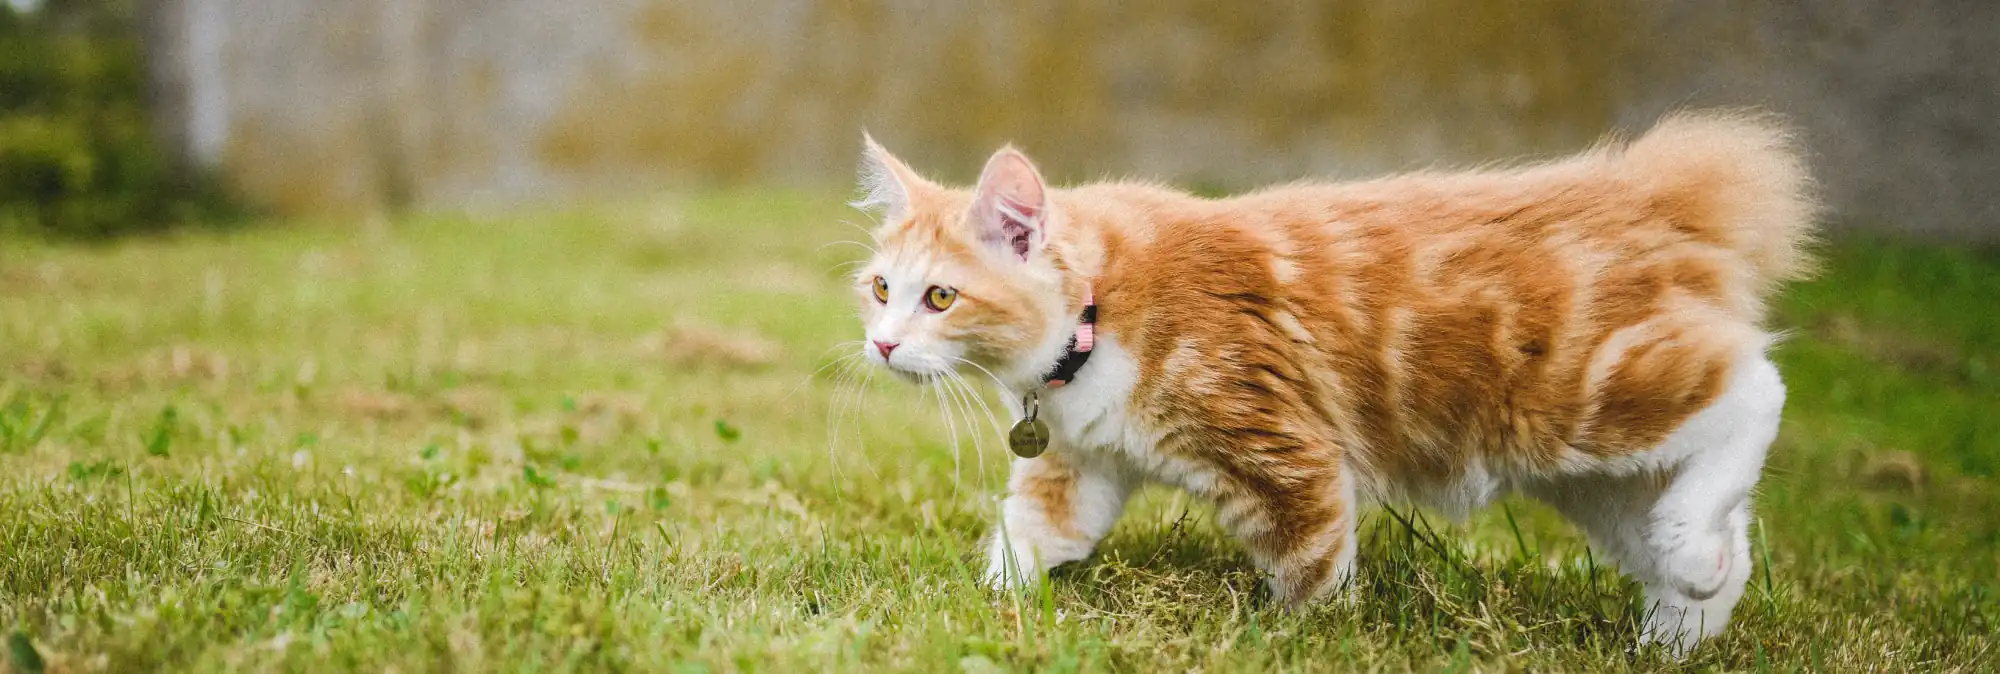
[864,341,960,383]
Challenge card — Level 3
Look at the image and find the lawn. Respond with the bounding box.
[2,192,1996,672]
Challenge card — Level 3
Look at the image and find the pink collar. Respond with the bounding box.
[1042,286,1097,388]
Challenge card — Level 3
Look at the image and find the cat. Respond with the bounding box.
[846,111,1815,654]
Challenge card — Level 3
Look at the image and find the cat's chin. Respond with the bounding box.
[879,364,943,384]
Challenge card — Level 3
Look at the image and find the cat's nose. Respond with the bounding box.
[873,340,899,359]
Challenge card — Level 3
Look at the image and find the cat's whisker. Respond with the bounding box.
[945,366,1010,441]
[818,239,877,255]
[824,339,868,355]
[814,356,861,491]
[935,372,983,472]
[849,368,883,482]
[936,374,984,453]
[943,372,984,443]
[948,358,1016,471]
[942,371,1001,484]
[835,218,882,243]
[825,354,878,479]
[821,355,866,481]
[943,375,974,490]
[808,340,868,370]
[784,346,865,407]
[949,356,1013,395]
[825,259,869,276]
[926,376,965,491]
[830,360,877,480]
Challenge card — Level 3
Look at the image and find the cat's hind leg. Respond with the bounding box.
[986,452,1135,589]
[1531,354,1782,656]
[1637,355,1781,652]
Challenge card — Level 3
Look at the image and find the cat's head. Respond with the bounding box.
[847,135,1075,384]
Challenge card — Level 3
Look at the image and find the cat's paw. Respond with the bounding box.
[983,534,1043,592]
[1262,557,1357,610]
[1637,588,1739,661]
[1638,608,1704,660]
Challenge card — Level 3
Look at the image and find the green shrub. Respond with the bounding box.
[0,0,231,239]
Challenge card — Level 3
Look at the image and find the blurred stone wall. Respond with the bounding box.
[144,0,1999,240]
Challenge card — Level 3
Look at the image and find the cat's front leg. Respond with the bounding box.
[985,451,1134,589]
[1213,460,1359,608]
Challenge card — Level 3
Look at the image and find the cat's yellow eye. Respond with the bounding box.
[924,286,958,312]
[871,276,889,303]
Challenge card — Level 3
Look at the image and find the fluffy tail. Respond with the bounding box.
[1618,110,1820,291]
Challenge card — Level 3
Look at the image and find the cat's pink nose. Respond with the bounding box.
[873,340,899,359]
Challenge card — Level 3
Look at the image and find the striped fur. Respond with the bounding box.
[852,111,1817,654]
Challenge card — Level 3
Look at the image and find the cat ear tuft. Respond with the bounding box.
[971,147,1048,263]
[853,132,932,222]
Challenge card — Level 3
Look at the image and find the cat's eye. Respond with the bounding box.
[924,286,958,312]
[871,276,889,303]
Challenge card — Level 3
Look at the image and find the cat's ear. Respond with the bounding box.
[970,146,1048,263]
[853,132,933,222]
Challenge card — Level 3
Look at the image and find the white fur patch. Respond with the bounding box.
[1271,257,1302,284]
[1039,335,1218,494]
[1274,310,1315,344]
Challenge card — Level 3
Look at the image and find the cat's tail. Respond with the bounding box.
[1619,110,1820,292]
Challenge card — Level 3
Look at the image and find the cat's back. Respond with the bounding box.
[1091,113,1814,482]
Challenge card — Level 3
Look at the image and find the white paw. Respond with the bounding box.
[1638,594,1735,660]
[1639,607,1703,659]
[983,534,1042,591]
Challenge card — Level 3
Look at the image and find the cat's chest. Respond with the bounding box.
[1031,335,1220,493]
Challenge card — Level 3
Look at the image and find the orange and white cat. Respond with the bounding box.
[848,111,1815,654]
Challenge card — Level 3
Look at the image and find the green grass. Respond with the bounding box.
[2,192,1995,672]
